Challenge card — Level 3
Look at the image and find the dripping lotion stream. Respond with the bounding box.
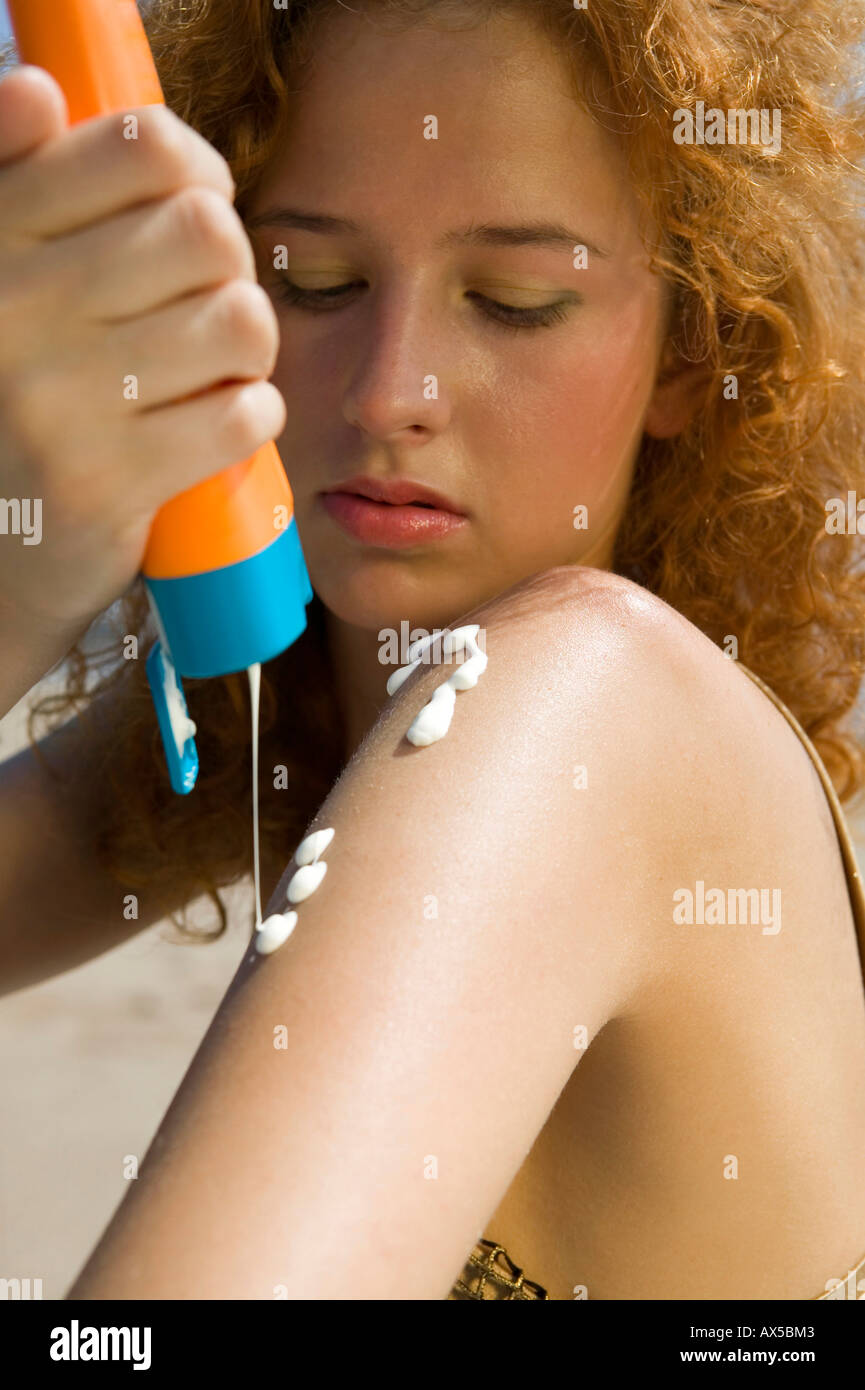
[248,662,263,930]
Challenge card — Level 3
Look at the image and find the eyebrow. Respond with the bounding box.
[245,207,611,259]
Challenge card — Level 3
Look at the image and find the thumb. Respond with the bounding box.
[0,64,69,166]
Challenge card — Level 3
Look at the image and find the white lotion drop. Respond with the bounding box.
[442,623,480,657]
[386,658,421,696]
[405,627,488,746]
[295,827,335,865]
[448,647,487,689]
[287,860,328,903]
[256,911,298,955]
[407,680,456,745]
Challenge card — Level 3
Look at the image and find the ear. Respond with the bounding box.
[642,336,714,439]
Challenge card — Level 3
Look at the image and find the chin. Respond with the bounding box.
[307,557,475,633]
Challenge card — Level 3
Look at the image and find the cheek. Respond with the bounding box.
[271,330,332,417]
[488,298,660,510]
[269,332,343,478]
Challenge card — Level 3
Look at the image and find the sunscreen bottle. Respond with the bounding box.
[9,0,313,793]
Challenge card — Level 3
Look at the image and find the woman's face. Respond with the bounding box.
[247,6,682,632]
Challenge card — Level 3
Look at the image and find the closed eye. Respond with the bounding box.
[271,278,575,330]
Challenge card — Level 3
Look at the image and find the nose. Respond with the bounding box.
[341,285,453,443]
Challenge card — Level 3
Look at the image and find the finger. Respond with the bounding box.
[0,64,69,163]
[125,378,288,514]
[0,102,235,239]
[47,185,257,322]
[92,279,280,414]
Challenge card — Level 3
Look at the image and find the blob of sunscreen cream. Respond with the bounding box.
[286,827,335,904]
[287,860,328,903]
[397,625,488,746]
[255,911,298,955]
[295,827,335,865]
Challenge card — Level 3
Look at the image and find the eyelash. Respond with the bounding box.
[272,278,572,330]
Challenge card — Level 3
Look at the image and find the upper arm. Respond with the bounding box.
[66,565,708,1300]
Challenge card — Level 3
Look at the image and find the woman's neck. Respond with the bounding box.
[323,607,397,765]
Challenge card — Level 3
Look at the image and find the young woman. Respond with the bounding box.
[0,0,864,1300]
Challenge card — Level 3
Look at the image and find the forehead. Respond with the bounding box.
[253,8,643,256]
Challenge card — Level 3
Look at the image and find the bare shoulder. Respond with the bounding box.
[515,568,855,946]
[387,562,770,799]
[483,563,818,797]
[379,562,830,943]
[277,563,777,1003]
[441,562,737,703]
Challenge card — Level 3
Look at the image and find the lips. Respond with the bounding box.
[322,475,465,515]
[319,483,469,548]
